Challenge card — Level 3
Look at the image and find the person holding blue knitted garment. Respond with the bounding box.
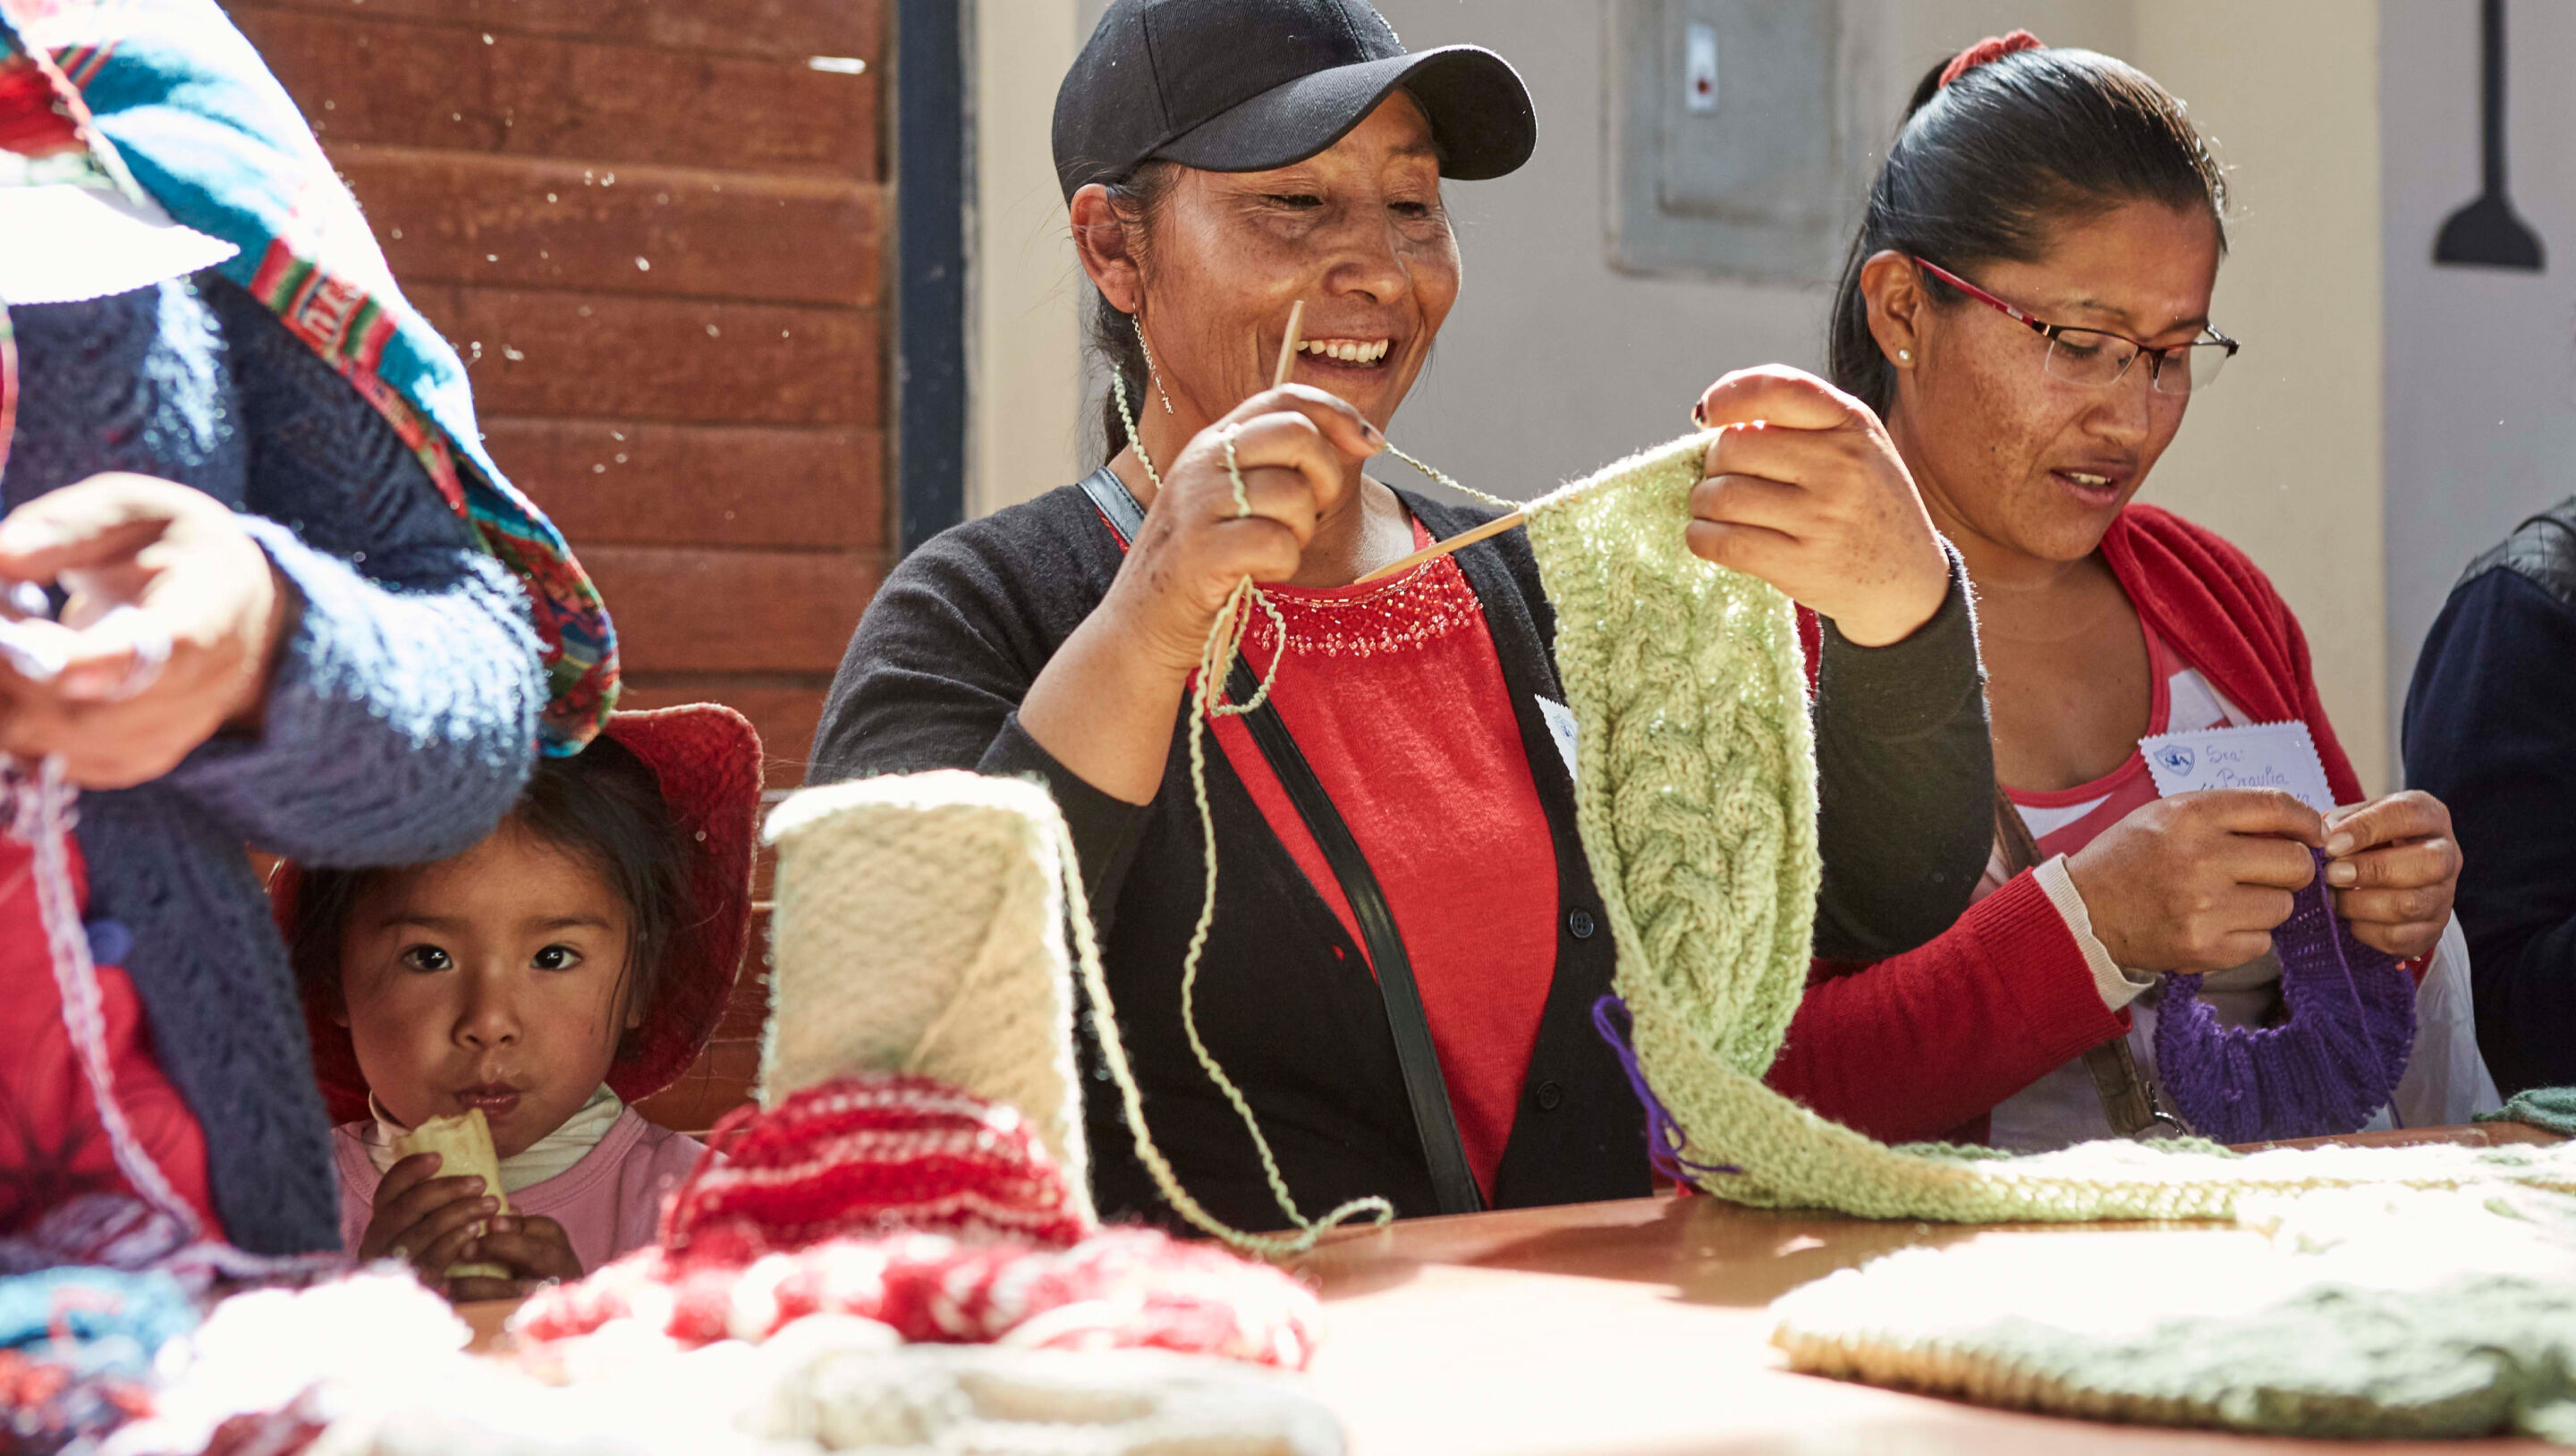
[0,0,615,1257]
[1767,33,2493,1152]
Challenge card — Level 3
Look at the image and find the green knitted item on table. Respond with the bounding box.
[1527,434,2576,1222]
[2480,1087,2576,1138]
[1770,1187,2576,1441]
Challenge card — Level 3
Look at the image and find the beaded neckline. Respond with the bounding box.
[1241,553,1484,659]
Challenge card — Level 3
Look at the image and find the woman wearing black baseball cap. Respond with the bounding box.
[815,0,1991,1232]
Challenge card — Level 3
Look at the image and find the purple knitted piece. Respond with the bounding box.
[2152,849,2416,1143]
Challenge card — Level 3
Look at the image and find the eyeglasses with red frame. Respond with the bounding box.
[1911,256,2239,395]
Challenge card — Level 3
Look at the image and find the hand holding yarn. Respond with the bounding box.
[0,473,294,788]
[2322,791,2462,960]
[1686,366,1952,648]
[1106,383,1382,675]
[2063,789,2326,974]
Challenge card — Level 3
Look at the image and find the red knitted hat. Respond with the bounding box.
[275,703,763,1125]
[1937,29,2044,89]
[658,1074,1097,1256]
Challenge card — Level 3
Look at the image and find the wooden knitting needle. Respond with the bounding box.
[1273,300,1306,388]
[1354,508,1527,583]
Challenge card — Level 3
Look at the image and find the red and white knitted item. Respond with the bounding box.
[660,1075,1095,1254]
[513,1228,1321,1368]
[515,1074,1322,1369]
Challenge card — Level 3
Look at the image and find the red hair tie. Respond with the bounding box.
[1938,30,2044,89]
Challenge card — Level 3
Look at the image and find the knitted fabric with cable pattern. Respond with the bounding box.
[1533,434,2576,1220]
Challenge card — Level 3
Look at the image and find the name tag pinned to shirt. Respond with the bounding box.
[2139,720,2335,814]
[1538,696,1580,784]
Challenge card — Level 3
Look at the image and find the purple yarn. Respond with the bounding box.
[2150,848,2416,1143]
[1591,995,1741,1181]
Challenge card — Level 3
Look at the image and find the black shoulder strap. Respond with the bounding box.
[1077,466,1147,545]
[1224,657,1485,1215]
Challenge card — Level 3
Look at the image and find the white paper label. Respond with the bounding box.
[2139,719,2336,814]
[1538,696,1580,785]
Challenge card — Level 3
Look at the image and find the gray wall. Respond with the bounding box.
[2383,0,2576,769]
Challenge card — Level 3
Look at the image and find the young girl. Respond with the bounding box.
[275,705,759,1299]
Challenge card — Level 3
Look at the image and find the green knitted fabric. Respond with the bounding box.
[1525,434,2576,1222]
[2480,1087,2576,1138]
[1522,433,1822,1083]
[1770,1186,2576,1441]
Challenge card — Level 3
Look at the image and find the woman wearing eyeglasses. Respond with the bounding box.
[1757,33,2487,1150]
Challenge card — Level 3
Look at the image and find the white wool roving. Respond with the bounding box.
[761,771,1092,1216]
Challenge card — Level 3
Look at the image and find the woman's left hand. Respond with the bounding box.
[0,473,296,789]
[1689,366,1952,647]
[2323,791,2462,961]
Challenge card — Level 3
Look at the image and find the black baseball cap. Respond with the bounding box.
[1052,0,1537,201]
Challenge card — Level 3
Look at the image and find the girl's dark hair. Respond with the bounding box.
[1827,46,2228,418]
[287,734,694,1055]
[1084,162,1180,466]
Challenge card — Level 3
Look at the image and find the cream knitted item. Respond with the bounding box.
[1530,435,2576,1220]
[760,772,1094,1225]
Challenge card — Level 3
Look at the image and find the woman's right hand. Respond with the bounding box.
[1105,384,1381,674]
[2063,790,2326,974]
[356,1151,501,1291]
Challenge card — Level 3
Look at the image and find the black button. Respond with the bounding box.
[1567,910,1597,939]
[1536,1080,1565,1111]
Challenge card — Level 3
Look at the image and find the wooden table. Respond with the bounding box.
[465,1122,2563,1453]
[1286,1121,2563,1455]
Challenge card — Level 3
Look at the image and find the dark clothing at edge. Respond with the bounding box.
[2406,498,2576,1096]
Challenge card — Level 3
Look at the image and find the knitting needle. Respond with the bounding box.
[1273,300,1306,388]
[1354,508,1527,583]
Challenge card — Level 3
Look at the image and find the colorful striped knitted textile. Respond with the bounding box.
[1534,435,2576,1219]
[660,1076,1095,1255]
[512,1075,1321,1369]
[0,0,614,752]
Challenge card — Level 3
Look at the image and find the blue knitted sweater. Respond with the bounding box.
[5,274,541,1253]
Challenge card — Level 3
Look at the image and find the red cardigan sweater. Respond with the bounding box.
[1772,504,2367,1144]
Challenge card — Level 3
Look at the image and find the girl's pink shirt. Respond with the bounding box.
[334,1107,706,1274]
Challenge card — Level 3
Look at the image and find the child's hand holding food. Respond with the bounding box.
[356,1150,501,1288]
[445,1215,585,1300]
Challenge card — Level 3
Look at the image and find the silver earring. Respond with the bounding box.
[1132,316,1174,414]
[1897,348,1912,362]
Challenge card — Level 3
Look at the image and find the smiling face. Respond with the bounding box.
[1877,199,2222,567]
[336,821,640,1160]
[1091,91,1459,434]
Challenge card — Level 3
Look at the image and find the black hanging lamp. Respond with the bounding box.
[2435,0,2546,271]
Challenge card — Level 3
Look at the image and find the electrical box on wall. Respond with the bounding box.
[1608,0,1871,286]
